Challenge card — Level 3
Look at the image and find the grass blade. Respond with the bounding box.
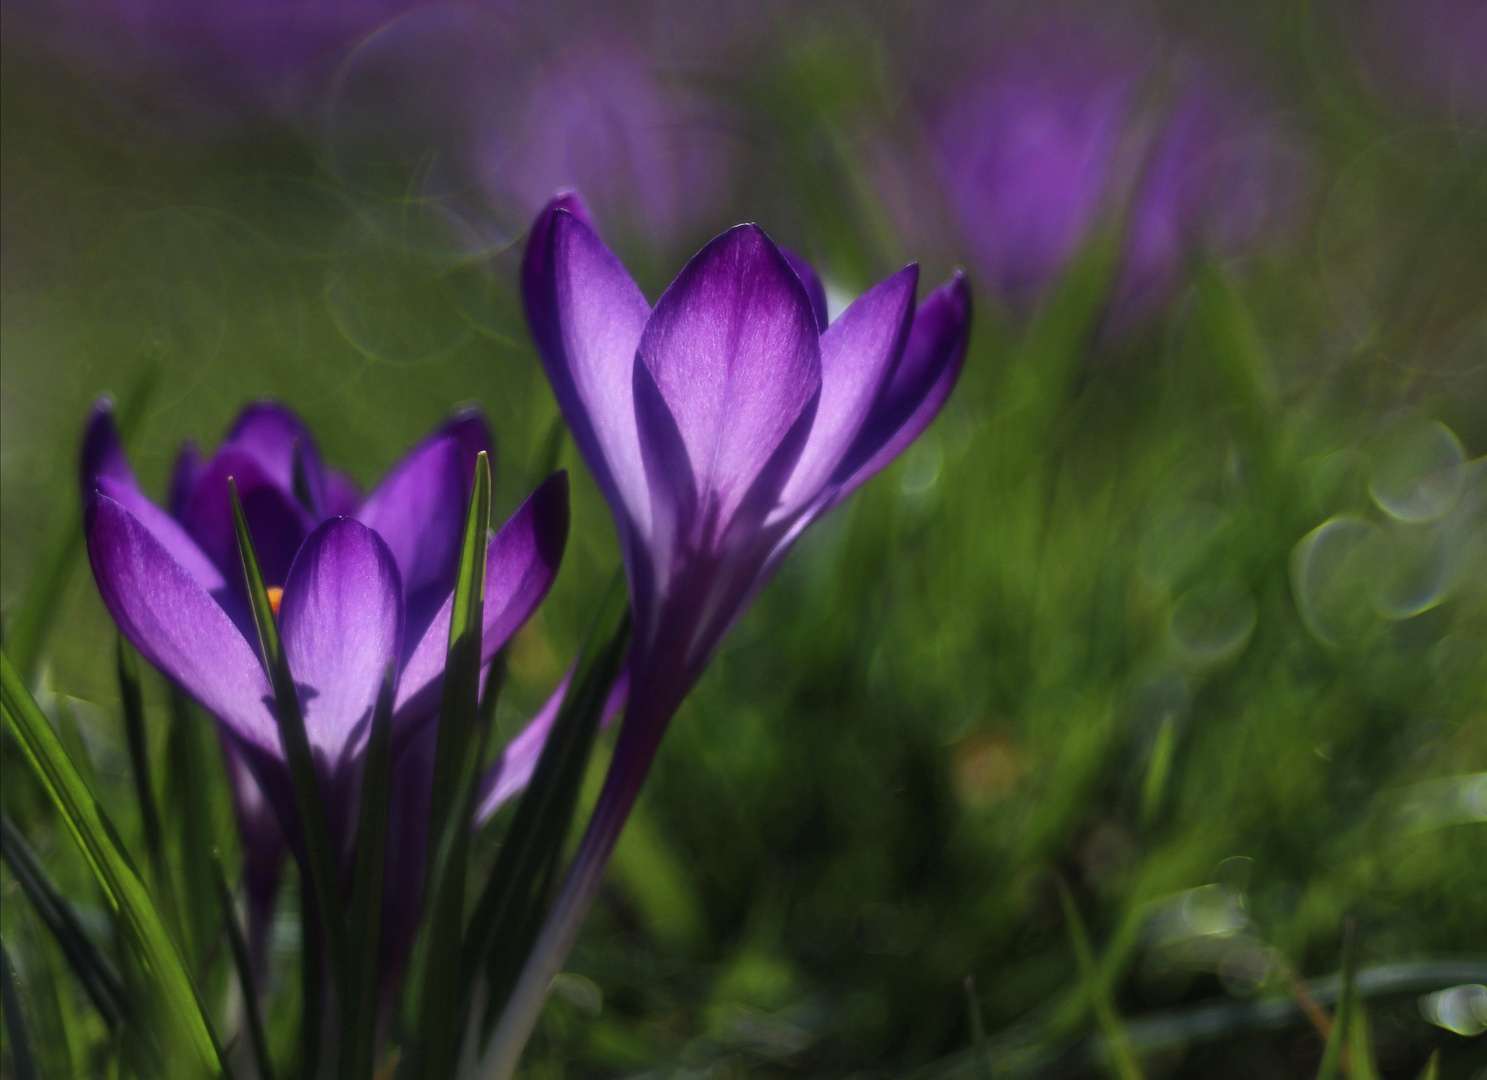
[1316,922,1356,1080]
[117,635,180,937]
[230,478,348,996]
[211,853,275,1080]
[166,688,226,972]
[339,664,396,1080]
[1,648,223,1076]
[1056,878,1144,1080]
[1415,1051,1439,1080]
[0,812,127,1026]
[964,975,995,1080]
[413,450,491,1080]
[1,936,41,1080]
[466,573,630,1044]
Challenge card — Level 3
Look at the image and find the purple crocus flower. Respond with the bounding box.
[926,15,1306,327]
[480,192,970,1069]
[80,399,569,995]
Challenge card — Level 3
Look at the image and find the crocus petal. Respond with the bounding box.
[355,434,467,647]
[474,665,630,825]
[781,247,829,332]
[85,494,280,756]
[321,469,362,518]
[95,477,234,601]
[169,440,204,520]
[181,447,315,589]
[526,204,652,540]
[394,472,570,728]
[79,398,134,496]
[830,272,972,502]
[776,264,919,516]
[378,723,436,1000]
[278,518,404,772]
[219,732,286,974]
[436,408,496,490]
[635,223,822,535]
[224,401,327,513]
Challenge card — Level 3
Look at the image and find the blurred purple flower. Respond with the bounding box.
[1353,0,1487,120]
[482,191,970,1067]
[926,16,1306,326]
[80,398,568,993]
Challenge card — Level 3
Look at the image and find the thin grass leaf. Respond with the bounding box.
[117,636,180,939]
[1,936,41,1080]
[1415,1051,1439,1080]
[1,649,223,1076]
[964,976,994,1080]
[211,854,274,1080]
[413,450,491,1080]
[6,365,157,683]
[1317,922,1357,1080]
[166,689,224,972]
[0,812,127,1026]
[1056,878,1144,1080]
[230,478,348,997]
[1348,997,1380,1080]
[1140,714,1176,829]
[466,574,630,1044]
[339,664,395,1080]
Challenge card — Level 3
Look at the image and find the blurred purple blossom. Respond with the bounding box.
[1353,0,1487,121]
[922,14,1308,326]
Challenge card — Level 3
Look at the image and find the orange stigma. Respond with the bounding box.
[266,587,283,617]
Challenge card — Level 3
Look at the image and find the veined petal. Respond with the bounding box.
[636,223,822,537]
[394,472,570,727]
[830,272,972,502]
[776,264,918,517]
[278,519,404,771]
[781,247,829,332]
[182,447,315,589]
[355,434,467,647]
[525,204,652,539]
[224,401,327,513]
[85,494,280,757]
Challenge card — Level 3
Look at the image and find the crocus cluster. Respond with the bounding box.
[80,400,569,990]
[481,192,971,1067]
[925,13,1306,328]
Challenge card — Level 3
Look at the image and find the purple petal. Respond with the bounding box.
[781,247,829,332]
[278,519,404,772]
[223,401,327,512]
[85,494,280,757]
[635,223,822,536]
[394,472,570,728]
[181,447,315,589]
[435,408,496,492]
[219,732,286,974]
[474,664,630,825]
[777,265,918,516]
[355,434,467,646]
[79,398,134,498]
[169,440,204,520]
[379,723,436,998]
[524,203,652,539]
[321,469,362,518]
[831,272,972,501]
[95,477,235,603]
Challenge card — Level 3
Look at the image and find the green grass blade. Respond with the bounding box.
[1316,923,1356,1080]
[339,664,395,1080]
[1056,878,1144,1080]
[0,812,127,1026]
[1139,714,1177,829]
[117,636,180,938]
[963,975,995,1080]
[414,450,491,1080]
[467,574,630,1043]
[1,936,42,1080]
[165,689,225,972]
[1348,997,1380,1080]
[1,649,223,1076]
[211,854,274,1080]
[6,365,157,683]
[1415,1051,1439,1080]
[230,479,348,997]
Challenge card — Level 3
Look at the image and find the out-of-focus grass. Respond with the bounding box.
[2,7,1485,1078]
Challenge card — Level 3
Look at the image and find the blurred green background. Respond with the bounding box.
[2,0,1484,1077]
